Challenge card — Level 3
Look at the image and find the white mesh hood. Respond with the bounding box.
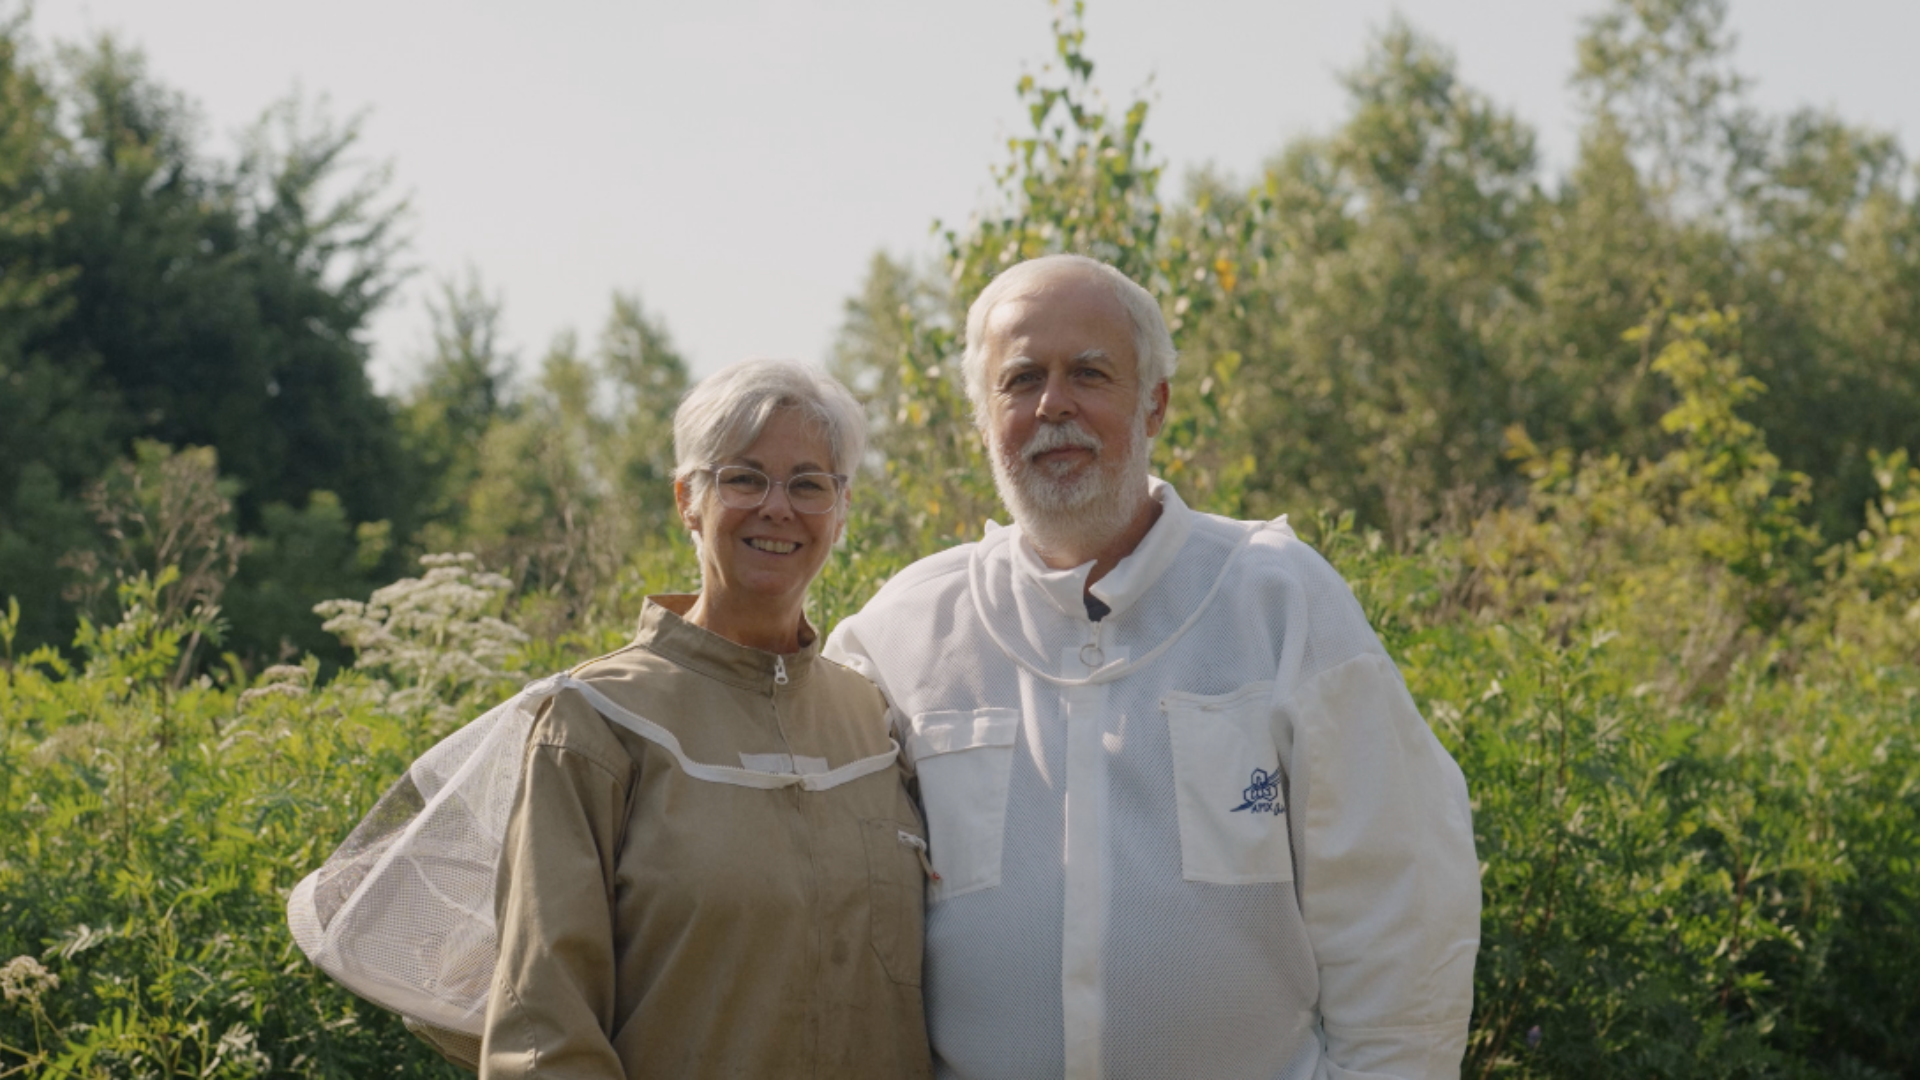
[826,480,1480,1080]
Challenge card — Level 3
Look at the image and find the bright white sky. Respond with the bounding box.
[35,0,1920,395]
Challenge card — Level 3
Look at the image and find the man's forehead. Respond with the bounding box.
[984,272,1130,335]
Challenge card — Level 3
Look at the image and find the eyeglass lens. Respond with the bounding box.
[713,466,841,513]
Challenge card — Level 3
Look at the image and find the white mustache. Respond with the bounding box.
[1022,421,1102,461]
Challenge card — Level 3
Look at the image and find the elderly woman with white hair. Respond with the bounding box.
[477,359,932,1079]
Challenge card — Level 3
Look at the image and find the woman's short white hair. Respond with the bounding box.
[672,359,867,499]
[960,254,1178,430]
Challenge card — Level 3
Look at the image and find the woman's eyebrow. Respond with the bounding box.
[736,457,830,474]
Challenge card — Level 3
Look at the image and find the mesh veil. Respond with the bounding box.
[287,688,544,1034]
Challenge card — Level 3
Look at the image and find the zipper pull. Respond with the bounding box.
[1079,620,1106,668]
[898,830,940,881]
[773,654,788,686]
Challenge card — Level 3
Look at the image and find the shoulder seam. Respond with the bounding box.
[1273,651,1394,714]
[567,641,647,678]
[526,739,632,785]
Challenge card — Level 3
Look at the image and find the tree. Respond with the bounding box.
[1221,19,1543,534]
[33,38,413,532]
[0,13,110,652]
[403,271,519,535]
[414,290,690,635]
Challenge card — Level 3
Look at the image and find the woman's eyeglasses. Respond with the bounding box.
[703,465,847,514]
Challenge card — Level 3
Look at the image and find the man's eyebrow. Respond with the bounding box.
[1073,348,1110,362]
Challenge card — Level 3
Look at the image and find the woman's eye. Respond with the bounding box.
[790,477,828,495]
[724,474,764,489]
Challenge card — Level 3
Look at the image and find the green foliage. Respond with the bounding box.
[1,574,463,1078]
[224,492,394,669]
[1315,323,1920,1077]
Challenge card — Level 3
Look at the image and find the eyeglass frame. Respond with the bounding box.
[697,463,850,515]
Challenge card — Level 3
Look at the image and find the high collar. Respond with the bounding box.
[637,594,818,692]
[1009,477,1194,622]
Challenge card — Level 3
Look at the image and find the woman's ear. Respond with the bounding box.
[673,476,698,532]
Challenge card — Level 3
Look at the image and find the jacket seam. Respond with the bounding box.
[495,978,539,1076]
[525,739,632,786]
[1269,650,1394,718]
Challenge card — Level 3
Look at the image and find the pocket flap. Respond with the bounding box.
[908,708,1019,760]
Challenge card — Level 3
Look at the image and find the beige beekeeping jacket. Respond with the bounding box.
[475,595,932,1080]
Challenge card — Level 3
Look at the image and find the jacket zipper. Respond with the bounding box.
[1078,619,1106,668]
[773,654,788,686]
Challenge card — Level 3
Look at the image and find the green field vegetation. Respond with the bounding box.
[4,0,1920,1076]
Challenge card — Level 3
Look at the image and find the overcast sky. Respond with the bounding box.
[34,0,1920,395]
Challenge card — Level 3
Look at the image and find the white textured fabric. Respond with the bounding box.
[825,480,1480,1080]
[286,675,898,1036]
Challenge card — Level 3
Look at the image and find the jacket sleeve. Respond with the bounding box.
[480,698,633,1079]
[822,614,885,698]
[1285,653,1480,1080]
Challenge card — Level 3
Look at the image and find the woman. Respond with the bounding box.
[477,359,931,1079]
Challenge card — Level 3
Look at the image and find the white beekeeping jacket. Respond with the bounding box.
[826,480,1479,1080]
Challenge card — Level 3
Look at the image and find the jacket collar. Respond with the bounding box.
[637,594,817,691]
[1010,477,1194,622]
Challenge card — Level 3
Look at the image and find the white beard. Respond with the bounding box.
[989,411,1153,562]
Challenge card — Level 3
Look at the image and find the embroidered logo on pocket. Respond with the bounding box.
[1229,767,1285,816]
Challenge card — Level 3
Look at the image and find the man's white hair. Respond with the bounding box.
[672,359,867,500]
[960,254,1178,430]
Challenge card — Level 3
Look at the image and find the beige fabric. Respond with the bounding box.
[477,595,932,1080]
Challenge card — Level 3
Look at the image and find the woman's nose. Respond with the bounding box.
[758,481,797,517]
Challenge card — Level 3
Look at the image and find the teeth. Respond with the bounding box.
[748,538,797,554]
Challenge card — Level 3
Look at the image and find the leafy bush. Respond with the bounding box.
[0,574,464,1077]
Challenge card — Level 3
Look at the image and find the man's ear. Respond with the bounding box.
[1144,380,1171,438]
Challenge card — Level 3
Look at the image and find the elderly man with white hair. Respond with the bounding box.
[825,254,1480,1080]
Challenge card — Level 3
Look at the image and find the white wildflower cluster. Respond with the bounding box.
[205,1022,272,1075]
[237,663,314,708]
[315,553,528,713]
[0,955,58,1005]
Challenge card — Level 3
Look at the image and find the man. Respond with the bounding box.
[825,254,1479,1080]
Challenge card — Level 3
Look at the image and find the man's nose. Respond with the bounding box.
[1036,370,1077,421]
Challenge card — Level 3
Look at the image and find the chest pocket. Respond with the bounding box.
[1162,682,1295,885]
[906,709,1019,900]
